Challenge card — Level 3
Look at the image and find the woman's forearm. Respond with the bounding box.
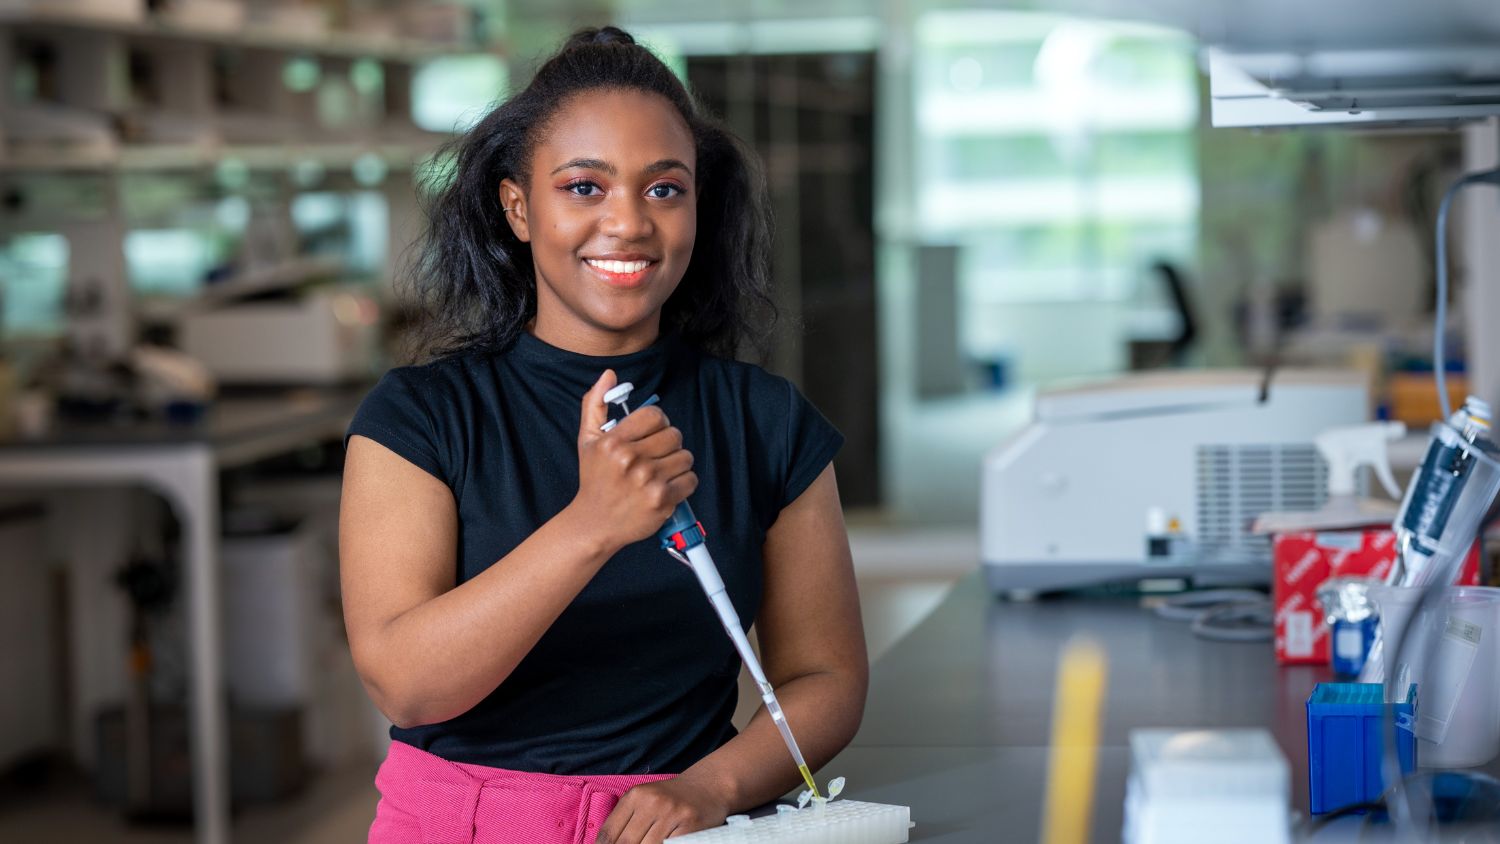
[679,665,868,813]
[360,503,616,727]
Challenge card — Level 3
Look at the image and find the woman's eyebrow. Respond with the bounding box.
[549,158,693,178]
[643,158,693,177]
[551,157,614,175]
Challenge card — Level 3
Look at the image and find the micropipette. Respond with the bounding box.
[602,381,822,799]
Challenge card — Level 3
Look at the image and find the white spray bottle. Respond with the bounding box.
[1254,421,1406,534]
[1315,421,1408,523]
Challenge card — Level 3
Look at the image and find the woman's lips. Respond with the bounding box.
[583,257,658,287]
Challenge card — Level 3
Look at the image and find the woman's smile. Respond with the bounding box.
[582,253,660,288]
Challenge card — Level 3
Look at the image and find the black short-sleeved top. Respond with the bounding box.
[345,330,843,775]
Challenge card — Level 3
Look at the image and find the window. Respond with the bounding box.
[411,55,508,133]
[291,191,389,278]
[0,233,69,337]
[125,229,219,297]
[914,11,1199,386]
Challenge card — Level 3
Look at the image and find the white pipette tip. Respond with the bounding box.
[604,382,634,406]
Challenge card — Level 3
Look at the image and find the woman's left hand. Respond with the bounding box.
[596,775,729,844]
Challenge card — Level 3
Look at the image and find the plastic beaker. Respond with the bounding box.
[1421,586,1500,768]
[1362,585,1427,701]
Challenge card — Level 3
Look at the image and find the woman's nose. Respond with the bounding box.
[599,195,654,240]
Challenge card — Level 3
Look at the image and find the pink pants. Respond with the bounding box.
[369,740,675,844]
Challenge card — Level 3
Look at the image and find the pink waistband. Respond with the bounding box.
[370,740,675,844]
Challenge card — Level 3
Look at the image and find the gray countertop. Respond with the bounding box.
[830,571,1500,842]
[0,385,367,460]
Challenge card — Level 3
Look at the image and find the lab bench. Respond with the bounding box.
[0,385,367,844]
[827,572,1500,842]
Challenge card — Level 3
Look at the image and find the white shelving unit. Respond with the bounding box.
[0,0,488,354]
[0,2,470,170]
[0,9,490,844]
[0,5,465,61]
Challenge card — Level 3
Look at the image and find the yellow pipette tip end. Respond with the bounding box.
[798,763,821,799]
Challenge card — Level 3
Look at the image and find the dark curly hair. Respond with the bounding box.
[403,26,776,362]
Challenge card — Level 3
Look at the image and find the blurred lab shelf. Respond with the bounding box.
[0,3,468,177]
[135,256,347,324]
[0,138,443,174]
[0,6,478,62]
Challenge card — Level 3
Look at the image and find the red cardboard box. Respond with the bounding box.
[1273,530,1481,665]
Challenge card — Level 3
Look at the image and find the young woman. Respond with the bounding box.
[339,26,868,844]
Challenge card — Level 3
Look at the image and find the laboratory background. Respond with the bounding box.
[3,0,1500,842]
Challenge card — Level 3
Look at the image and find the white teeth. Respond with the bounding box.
[586,259,651,274]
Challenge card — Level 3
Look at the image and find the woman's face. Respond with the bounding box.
[502,87,697,353]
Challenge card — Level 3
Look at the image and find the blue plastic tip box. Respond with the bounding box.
[1306,682,1418,814]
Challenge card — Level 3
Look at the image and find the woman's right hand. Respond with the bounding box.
[570,369,698,555]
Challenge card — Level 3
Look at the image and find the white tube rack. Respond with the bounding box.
[669,800,913,843]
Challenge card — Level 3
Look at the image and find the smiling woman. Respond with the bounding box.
[499,88,699,354]
[405,27,775,363]
[340,25,868,844]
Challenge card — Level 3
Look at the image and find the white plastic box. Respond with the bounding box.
[670,800,912,843]
[222,525,321,708]
[1123,729,1290,844]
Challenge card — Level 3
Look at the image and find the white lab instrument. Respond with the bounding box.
[1123,729,1290,844]
[178,286,380,385]
[981,369,1369,596]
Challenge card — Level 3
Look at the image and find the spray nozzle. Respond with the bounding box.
[1315,421,1407,499]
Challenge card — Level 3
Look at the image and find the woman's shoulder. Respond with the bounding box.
[373,351,500,397]
[687,350,808,424]
[692,349,790,394]
[355,352,507,437]
[350,353,500,486]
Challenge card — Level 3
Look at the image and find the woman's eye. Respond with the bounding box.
[647,183,683,199]
[566,181,602,197]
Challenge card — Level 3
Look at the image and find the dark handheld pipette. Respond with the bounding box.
[602,381,822,799]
